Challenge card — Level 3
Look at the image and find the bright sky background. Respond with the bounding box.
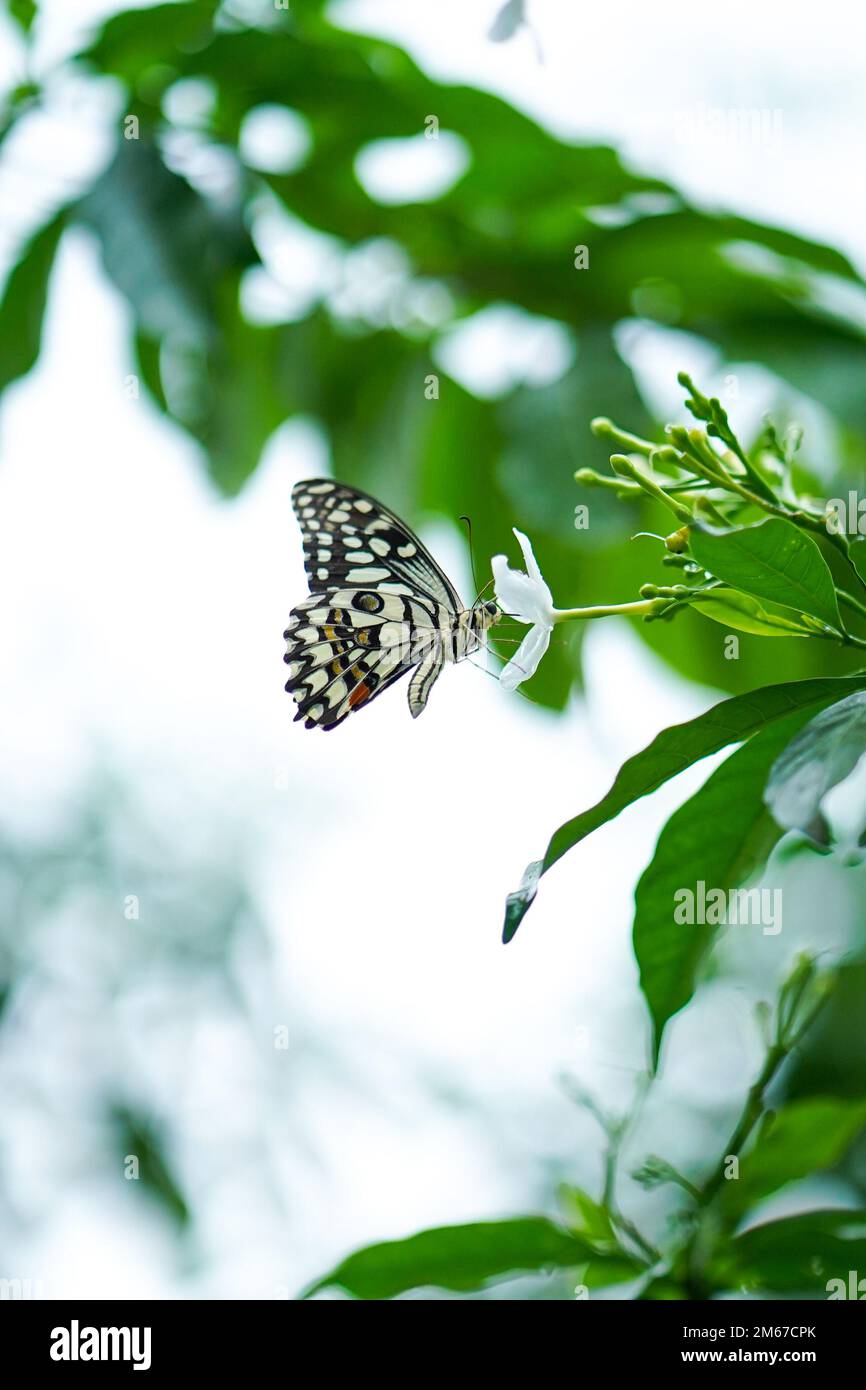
[2,0,865,1299]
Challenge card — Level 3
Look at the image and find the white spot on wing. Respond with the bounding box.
[347,567,390,583]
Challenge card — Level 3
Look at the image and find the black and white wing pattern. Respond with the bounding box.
[284,479,464,731]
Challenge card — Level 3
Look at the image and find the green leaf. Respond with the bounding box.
[301,1217,606,1299]
[0,209,66,394]
[786,961,866,1102]
[84,8,866,435]
[580,1256,646,1290]
[111,1103,189,1228]
[81,1,219,81]
[502,675,866,941]
[8,0,38,33]
[77,137,254,344]
[765,691,866,835]
[558,1185,617,1249]
[689,587,813,637]
[722,1099,866,1220]
[77,138,284,493]
[689,518,842,632]
[503,860,543,944]
[634,708,814,1062]
[712,1209,866,1294]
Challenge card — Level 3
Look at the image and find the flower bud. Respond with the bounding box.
[665,526,691,553]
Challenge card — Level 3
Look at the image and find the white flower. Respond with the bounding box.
[491,529,556,691]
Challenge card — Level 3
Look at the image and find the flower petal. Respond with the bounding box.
[491,554,541,624]
[513,528,553,609]
[492,537,554,624]
[499,622,551,691]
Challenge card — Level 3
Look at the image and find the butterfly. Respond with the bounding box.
[284,480,501,730]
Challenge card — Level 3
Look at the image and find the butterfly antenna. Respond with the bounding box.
[459,514,482,602]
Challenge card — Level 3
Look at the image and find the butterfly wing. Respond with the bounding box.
[291,479,463,611]
[285,481,459,730]
[284,600,420,730]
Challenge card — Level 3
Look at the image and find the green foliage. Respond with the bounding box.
[720,1098,866,1220]
[785,961,866,1102]
[712,1209,866,1294]
[689,519,842,633]
[765,692,866,838]
[505,371,866,938]
[3,0,866,1304]
[634,709,814,1061]
[302,1217,605,1300]
[6,0,37,34]
[77,138,269,493]
[3,0,866,705]
[305,959,866,1299]
[686,587,814,637]
[110,1103,189,1228]
[502,674,866,942]
[0,210,66,393]
[480,370,866,1296]
[677,371,778,504]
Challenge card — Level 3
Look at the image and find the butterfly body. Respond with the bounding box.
[284,480,499,730]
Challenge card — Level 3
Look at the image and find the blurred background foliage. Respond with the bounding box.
[2,0,866,1298]
[4,0,866,707]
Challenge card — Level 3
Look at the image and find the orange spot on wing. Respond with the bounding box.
[349,682,371,708]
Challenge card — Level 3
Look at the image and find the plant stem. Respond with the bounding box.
[553,599,665,623]
[682,964,833,1296]
[697,1043,787,1210]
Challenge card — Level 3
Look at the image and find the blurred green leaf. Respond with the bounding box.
[111,1103,189,1229]
[503,675,866,941]
[302,1217,610,1299]
[634,708,814,1063]
[7,0,37,33]
[557,1184,617,1249]
[81,0,220,82]
[713,1208,866,1294]
[581,1256,646,1290]
[82,7,866,430]
[0,209,65,393]
[690,519,842,632]
[786,961,866,1103]
[77,137,285,492]
[765,692,866,836]
[78,136,254,344]
[721,1099,866,1220]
